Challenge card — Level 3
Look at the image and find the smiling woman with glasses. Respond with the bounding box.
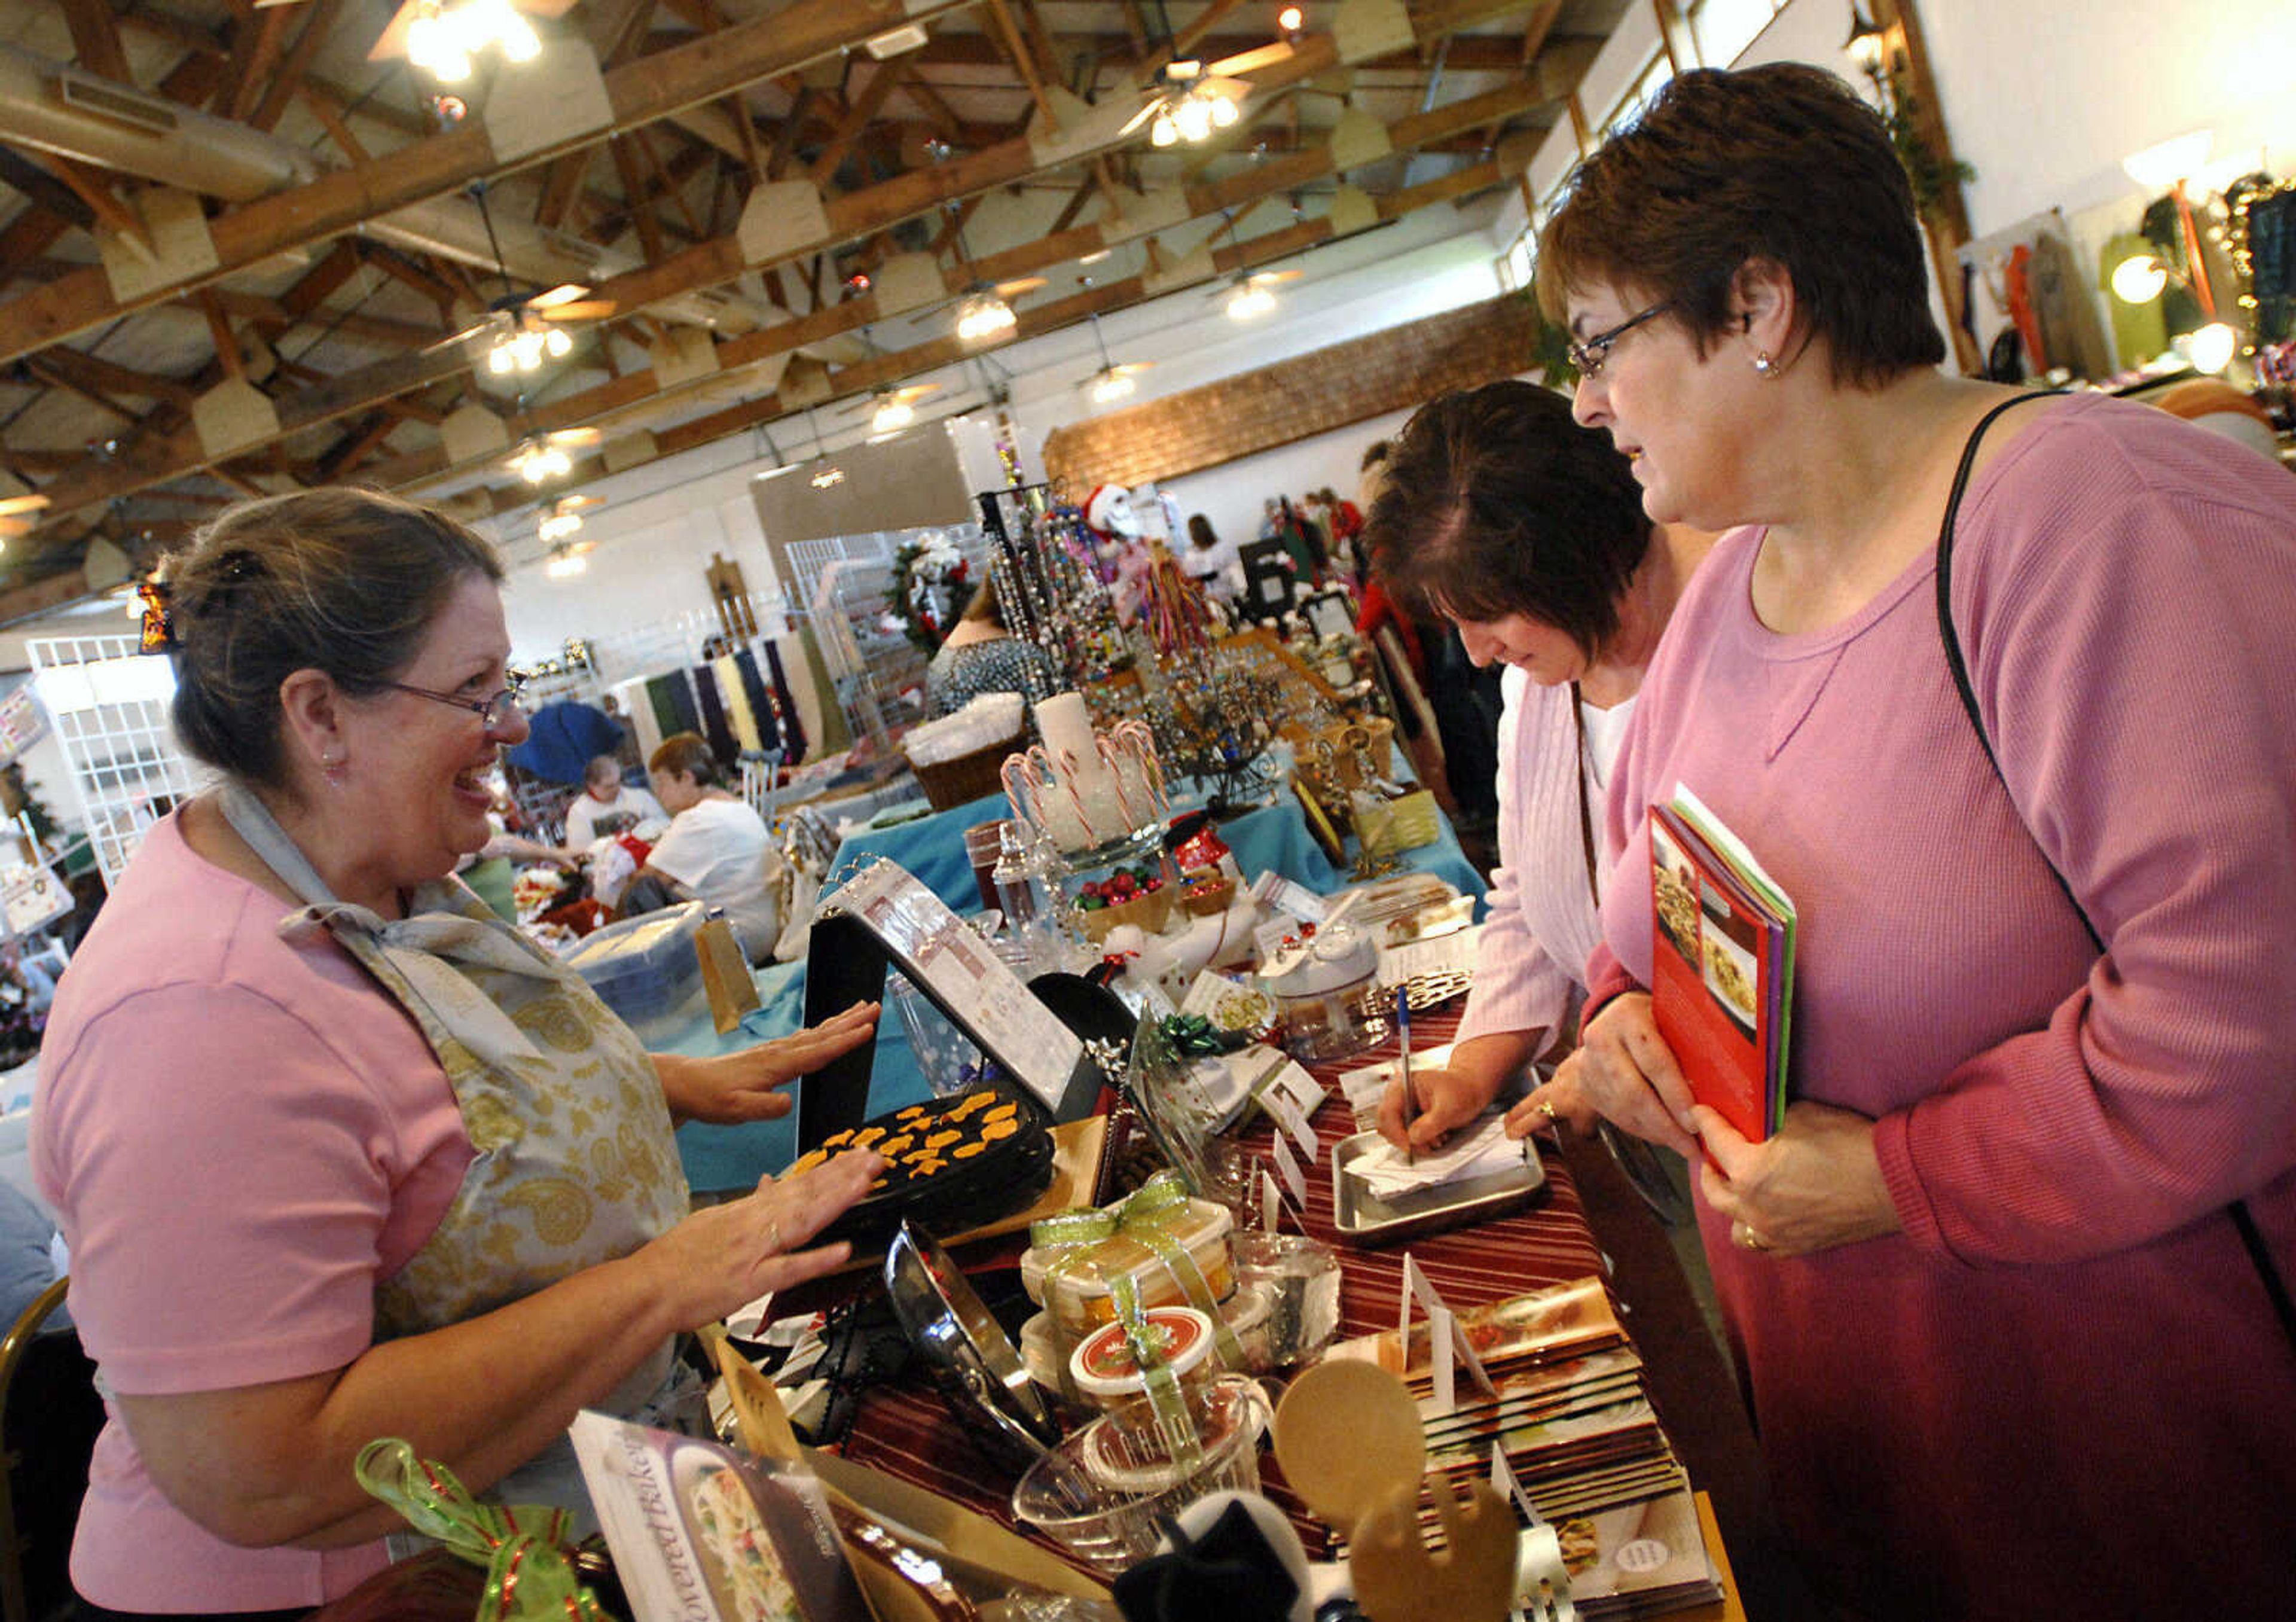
[1531,62,2296,1622]
[378,669,530,730]
[33,487,886,1617]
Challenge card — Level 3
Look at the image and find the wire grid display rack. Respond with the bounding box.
[27,632,204,893]
[790,525,992,748]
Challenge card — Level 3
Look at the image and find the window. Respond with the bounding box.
[1690,0,1788,68]
[1599,53,1675,139]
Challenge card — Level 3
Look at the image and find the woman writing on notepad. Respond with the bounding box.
[1362,380,1711,1157]
[1544,63,2296,1619]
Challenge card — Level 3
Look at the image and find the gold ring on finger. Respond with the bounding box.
[1537,1100,1560,1127]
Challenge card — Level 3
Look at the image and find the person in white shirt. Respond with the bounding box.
[633,733,778,961]
[564,755,666,848]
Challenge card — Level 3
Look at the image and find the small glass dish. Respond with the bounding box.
[1010,1373,1272,1576]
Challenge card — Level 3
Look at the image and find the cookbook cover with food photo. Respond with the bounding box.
[1648,801,1794,1145]
[570,1411,871,1622]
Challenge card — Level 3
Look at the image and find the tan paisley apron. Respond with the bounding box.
[218,785,697,1522]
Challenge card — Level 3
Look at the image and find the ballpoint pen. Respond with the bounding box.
[1396,985,1414,1166]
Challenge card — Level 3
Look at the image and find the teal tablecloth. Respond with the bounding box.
[824,782,1486,917]
[671,778,1487,1193]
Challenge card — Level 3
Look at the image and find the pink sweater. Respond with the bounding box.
[33,814,472,1611]
[1590,394,2296,1618]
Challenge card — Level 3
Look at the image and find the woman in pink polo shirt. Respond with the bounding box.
[33,489,884,1618]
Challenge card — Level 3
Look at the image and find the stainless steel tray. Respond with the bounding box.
[1329,1129,1547,1246]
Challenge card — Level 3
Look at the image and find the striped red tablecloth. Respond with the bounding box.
[833,1006,1611,1560]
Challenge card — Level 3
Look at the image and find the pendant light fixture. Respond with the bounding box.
[406,0,542,84]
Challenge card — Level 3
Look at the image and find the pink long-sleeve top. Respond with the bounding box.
[1587,392,2296,1620]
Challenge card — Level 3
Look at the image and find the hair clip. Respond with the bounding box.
[136,578,177,655]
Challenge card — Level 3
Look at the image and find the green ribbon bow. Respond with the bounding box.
[355,1438,606,1622]
[1109,1273,1204,1473]
[1034,1170,1243,1367]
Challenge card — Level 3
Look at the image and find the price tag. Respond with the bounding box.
[1260,1167,1283,1234]
[1256,1060,1327,1126]
[1265,1086,1320,1162]
[1402,1252,1498,1413]
[1271,1130,1308,1209]
[1250,872,1329,923]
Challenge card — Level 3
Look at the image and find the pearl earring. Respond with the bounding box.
[1752,350,1778,377]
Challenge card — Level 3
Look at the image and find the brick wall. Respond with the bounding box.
[1042,294,1540,490]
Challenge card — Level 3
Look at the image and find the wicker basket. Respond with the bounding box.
[1079,887,1175,942]
[908,734,1021,812]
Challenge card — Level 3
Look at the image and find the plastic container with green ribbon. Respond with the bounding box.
[1018,1170,1238,1337]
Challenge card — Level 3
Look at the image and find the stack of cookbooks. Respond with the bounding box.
[1326,1275,1724,1619]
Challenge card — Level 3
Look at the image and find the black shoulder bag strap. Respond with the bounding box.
[1936,392,2296,1355]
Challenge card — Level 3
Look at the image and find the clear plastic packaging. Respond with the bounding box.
[1232,1231,1342,1365]
[1019,1197,1236,1333]
[561,902,707,1040]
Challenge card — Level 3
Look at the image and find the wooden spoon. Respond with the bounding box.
[1349,1472,1519,1622]
[1272,1358,1426,1535]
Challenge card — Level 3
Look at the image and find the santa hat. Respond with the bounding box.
[1083,484,1126,536]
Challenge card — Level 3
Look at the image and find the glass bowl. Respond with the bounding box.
[1010,1373,1272,1576]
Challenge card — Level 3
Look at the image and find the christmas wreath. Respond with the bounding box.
[885,532,972,654]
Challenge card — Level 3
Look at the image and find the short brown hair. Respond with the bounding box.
[1364,381,1650,655]
[648,731,723,788]
[1536,63,1944,387]
[163,489,502,788]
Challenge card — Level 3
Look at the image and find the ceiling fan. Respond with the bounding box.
[1213,266,1302,320]
[0,492,50,542]
[1075,312,1151,403]
[1118,34,1296,147]
[345,0,582,80]
[838,382,944,434]
[506,428,602,484]
[536,492,602,545]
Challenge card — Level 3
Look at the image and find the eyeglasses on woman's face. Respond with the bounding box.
[381,669,529,730]
[1568,300,1675,379]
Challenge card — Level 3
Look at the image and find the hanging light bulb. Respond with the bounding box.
[1091,370,1136,404]
[544,546,587,579]
[2110,254,2170,304]
[1226,280,1277,321]
[1173,90,1216,144]
[871,397,915,434]
[407,3,473,81]
[408,0,544,81]
[955,291,1016,343]
[544,325,572,359]
[2185,321,2239,374]
[1150,105,1179,148]
[1210,92,1239,129]
[810,461,846,489]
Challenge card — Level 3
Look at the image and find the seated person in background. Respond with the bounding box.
[564,754,667,847]
[0,1178,65,1332]
[924,583,1057,719]
[635,732,780,961]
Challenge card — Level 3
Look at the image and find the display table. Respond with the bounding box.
[668,780,1486,1194]
[810,1002,1820,1621]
